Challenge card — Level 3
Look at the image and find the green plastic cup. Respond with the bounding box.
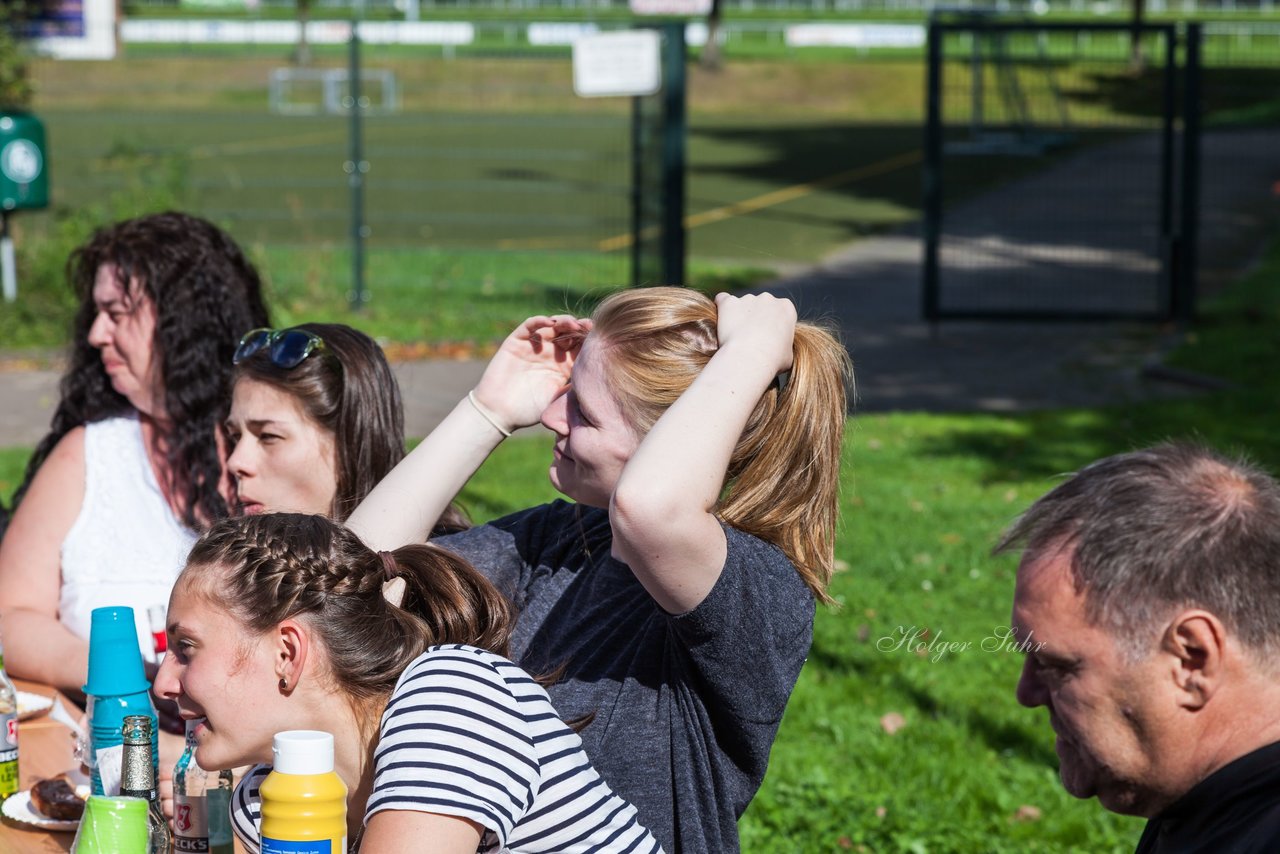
[72,795,148,854]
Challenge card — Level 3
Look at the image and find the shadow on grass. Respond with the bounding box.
[691,122,1075,217]
[902,240,1280,491]
[808,638,1058,768]
[905,390,1280,493]
[1067,66,1280,126]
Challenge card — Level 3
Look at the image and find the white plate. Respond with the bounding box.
[1,789,80,831]
[16,690,53,721]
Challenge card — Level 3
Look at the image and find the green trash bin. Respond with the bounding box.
[0,111,48,211]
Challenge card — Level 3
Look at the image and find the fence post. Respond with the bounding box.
[1174,22,1201,327]
[660,21,686,288]
[348,22,368,311]
[922,20,943,323]
[631,95,643,289]
[1158,23,1176,317]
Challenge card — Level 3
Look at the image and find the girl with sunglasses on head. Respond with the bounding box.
[0,212,269,697]
[348,287,853,853]
[226,323,469,531]
[155,512,662,853]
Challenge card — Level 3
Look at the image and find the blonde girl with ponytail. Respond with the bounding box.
[348,288,853,853]
[153,513,661,853]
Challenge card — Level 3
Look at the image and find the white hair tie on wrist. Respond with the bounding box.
[468,390,513,438]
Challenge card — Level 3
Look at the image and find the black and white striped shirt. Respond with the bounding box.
[232,644,662,853]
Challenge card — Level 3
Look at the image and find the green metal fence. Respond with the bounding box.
[922,20,1208,323]
[30,37,684,325]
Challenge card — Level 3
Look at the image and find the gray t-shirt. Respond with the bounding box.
[436,500,815,854]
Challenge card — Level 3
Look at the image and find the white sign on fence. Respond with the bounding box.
[121,19,475,46]
[629,0,713,15]
[32,0,117,60]
[784,23,925,49]
[528,22,600,47]
[572,30,662,98]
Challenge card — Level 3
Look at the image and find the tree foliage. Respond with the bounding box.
[0,0,51,108]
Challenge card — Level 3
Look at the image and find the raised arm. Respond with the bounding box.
[609,293,796,615]
[0,427,94,692]
[347,315,590,549]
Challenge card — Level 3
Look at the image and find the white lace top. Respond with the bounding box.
[59,415,198,664]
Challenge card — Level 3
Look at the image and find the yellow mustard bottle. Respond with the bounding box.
[259,730,348,854]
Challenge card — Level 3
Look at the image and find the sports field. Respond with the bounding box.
[33,54,938,258]
[11,52,1119,346]
[3,55,917,343]
[9,32,1274,349]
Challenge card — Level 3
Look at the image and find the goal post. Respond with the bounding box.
[269,68,399,116]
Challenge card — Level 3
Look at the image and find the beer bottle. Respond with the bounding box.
[0,639,17,801]
[121,714,174,854]
[174,719,235,853]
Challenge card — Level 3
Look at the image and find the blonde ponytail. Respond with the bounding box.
[716,324,851,601]
[591,287,853,603]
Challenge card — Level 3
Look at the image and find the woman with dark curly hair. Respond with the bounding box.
[0,211,270,696]
[225,322,469,531]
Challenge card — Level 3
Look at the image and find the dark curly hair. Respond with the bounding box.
[232,323,470,532]
[14,211,271,528]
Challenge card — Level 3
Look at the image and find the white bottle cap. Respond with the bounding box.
[272,730,335,776]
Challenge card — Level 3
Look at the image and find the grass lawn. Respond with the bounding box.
[256,245,772,347]
[3,233,1279,850]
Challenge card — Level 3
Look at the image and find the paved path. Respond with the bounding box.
[1,129,1277,445]
[0,358,492,448]
[756,128,1280,412]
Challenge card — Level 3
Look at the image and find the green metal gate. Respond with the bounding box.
[922,20,1202,324]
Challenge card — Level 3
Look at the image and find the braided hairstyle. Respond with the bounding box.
[14,211,270,527]
[181,513,512,704]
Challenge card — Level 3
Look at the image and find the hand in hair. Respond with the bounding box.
[714,292,796,376]
[472,314,592,432]
[348,314,591,548]
[610,291,805,614]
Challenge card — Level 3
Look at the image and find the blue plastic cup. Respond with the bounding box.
[84,606,150,698]
[84,606,157,796]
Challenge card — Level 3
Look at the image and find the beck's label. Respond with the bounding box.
[174,792,210,851]
[0,710,17,798]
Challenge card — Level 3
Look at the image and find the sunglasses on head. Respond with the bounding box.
[233,327,326,369]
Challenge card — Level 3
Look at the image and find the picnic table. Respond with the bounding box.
[0,680,249,854]
[2,680,76,853]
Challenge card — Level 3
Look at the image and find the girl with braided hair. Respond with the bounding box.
[348,287,853,853]
[154,512,661,853]
[0,212,269,696]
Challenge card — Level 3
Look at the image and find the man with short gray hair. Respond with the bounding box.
[1000,442,1280,852]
